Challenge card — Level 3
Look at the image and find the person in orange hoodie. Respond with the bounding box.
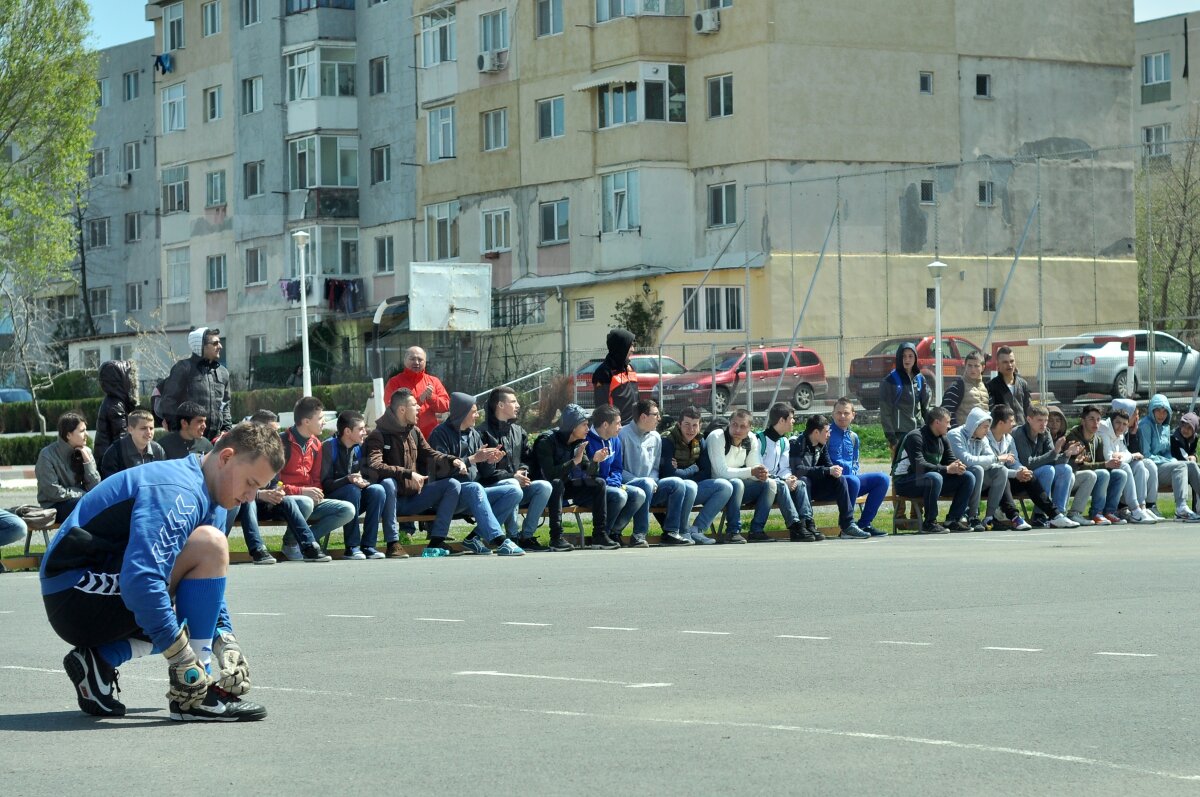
[384,346,450,439]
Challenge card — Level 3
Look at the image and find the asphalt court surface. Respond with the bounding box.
[3,523,1200,796]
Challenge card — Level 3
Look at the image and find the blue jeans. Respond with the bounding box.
[646,476,692,534]
[0,508,27,548]
[261,495,316,548]
[685,478,734,533]
[606,483,647,537]
[843,472,890,525]
[458,480,521,542]
[737,478,779,533]
[329,481,396,549]
[305,498,358,549]
[507,480,553,539]
[1090,467,1128,514]
[395,478,462,537]
[894,470,977,524]
[224,501,266,553]
[1034,464,1074,514]
[621,477,658,535]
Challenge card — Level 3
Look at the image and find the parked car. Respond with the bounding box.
[0,388,33,403]
[1044,329,1200,403]
[658,346,828,414]
[848,335,991,410]
[573,354,688,409]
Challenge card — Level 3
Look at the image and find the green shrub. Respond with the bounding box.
[38,369,101,401]
[0,398,101,435]
[231,382,373,420]
[0,435,55,466]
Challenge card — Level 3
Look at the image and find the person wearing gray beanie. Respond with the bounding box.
[157,327,231,440]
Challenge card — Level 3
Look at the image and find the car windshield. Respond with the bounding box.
[865,339,912,356]
[690,352,742,372]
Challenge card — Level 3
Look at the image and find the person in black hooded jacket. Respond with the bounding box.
[94,360,138,463]
[593,328,639,425]
[879,341,929,451]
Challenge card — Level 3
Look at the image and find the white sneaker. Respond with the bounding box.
[1050,514,1079,528]
[1130,508,1154,524]
[1091,514,1112,526]
[1067,512,1093,526]
[1175,507,1200,522]
[1146,507,1168,522]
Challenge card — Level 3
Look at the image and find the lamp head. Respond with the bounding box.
[926,259,948,279]
[292,229,311,247]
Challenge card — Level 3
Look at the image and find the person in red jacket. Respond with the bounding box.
[276,397,356,561]
[384,346,450,439]
[592,328,639,425]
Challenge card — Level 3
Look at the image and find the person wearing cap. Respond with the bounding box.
[1170,410,1200,517]
[157,327,232,441]
[1139,394,1200,522]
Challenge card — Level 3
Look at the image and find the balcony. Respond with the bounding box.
[304,188,359,219]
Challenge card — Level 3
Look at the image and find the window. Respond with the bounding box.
[244,160,264,197]
[126,282,143,312]
[167,247,190,302]
[203,1,221,36]
[81,349,101,370]
[245,247,266,284]
[421,8,456,67]
[319,48,356,96]
[707,74,733,118]
[291,225,359,275]
[978,181,994,206]
[242,76,263,114]
[645,64,685,122]
[206,170,226,206]
[705,0,732,7]
[125,212,141,243]
[87,218,110,249]
[375,235,394,273]
[426,201,460,260]
[482,208,511,252]
[1144,124,1170,158]
[482,108,507,151]
[204,86,222,121]
[492,294,546,327]
[596,0,635,23]
[975,74,991,98]
[707,182,736,228]
[88,148,108,179]
[288,135,358,189]
[207,255,227,290]
[1144,52,1170,85]
[110,343,131,361]
[46,295,77,320]
[162,165,189,213]
[286,50,315,101]
[919,71,933,94]
[242,0,261,26]
[480,9,508,53]
[246,335,266,370]
[369,57,388,95]
[164,2,184,51]
[428,106,455,162]
[89,287,111,317]
[370,145,390,184]
[123,70,139,101]
[124,141,140,171]
[682,286,742,332]
[537,96,564,139]
[926,288,936,309]
[162,83,186,133]
[287,315,320,340]
[97,78,110,108]
[601,170,639,232]
[575,297,595,322]
[537,0,562,36]
[539,198,569,244]
[983,287,997,312]
[919,179,934,204]
[598,82,636,129]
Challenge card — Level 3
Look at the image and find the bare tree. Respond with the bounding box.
[0,285,70,434]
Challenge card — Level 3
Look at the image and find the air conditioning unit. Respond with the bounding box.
[693,9,720,34]
[119,173,132,188]
[477,51,502,73]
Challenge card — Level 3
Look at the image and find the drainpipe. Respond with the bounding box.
[556,285,568,375]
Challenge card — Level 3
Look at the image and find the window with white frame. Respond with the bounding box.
[704,0,732,7]
[161,165,189,213]
[207,254,227,290]
[482,208,511,252]
[426,201,460,260]
[286,47,354,101]
[89,287,111,317]
[167,247,190,302]
[291,225,360,275]
[245,247,266,285]
[369,57,388,95]
[370,145,390,184]
[204,86,222,121]
[320,48,356,96]
[126,282,143,312]
[683,285,743,332]
[242,76,262,114]
[644,64,686,122]
[1144,51,1170,85]
[286,50,316,101]
[707,182,736,228]
[375,235,394,273]
[537,0,562,36]
[482,108,507,151]
[977,180,994,206]
[244,160,264,197]
[707,74,733,118]
[539,198,568,244]
[242,0,260,26]
[162,83,186,133]
[125,212,141,243]
[480,9,508,53]
[287,315,317,341]
[1144,124,1170,158]
[288,135,359,189]
[428,105,455,162]
[124,141,140,171]
[596,0,635,23]
[88,148,108,179]
[598,83,636,129]
[81,348,100,370]
[46,295,76,320]
[164,2,184,51]
[575,297,595,322]
[421,8,456,67]
[246,335,265,371]
[601,170,639,232]
[492,294,546,327]
[537,96,564,139]
[123,70,139,101]
[97,78,110,107]
[109,343,130,361]
[87,218,110,249]
[206,170,226,206]
[202,1,221,36]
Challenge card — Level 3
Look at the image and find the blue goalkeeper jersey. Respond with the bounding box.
[40,455,230,650]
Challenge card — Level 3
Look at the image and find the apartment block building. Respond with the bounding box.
[1133,10,1198,155]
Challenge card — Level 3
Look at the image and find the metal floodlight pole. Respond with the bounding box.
[371,294,405,422]
[981,198,1040,356]
[292,229,313,398]
[927,259,948,405]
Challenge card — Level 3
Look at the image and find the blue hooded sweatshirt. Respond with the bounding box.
[585,427,624,487]
[1138,393,1175,464]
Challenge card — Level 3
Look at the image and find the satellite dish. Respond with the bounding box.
[407,262,492,331]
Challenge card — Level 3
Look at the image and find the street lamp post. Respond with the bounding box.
[292,229,313,397]
[927,260,948,405]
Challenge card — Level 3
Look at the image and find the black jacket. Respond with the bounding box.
[159,431,213,460]
[533,427,599,483]
[99,435,166,479]
[320,438,364,494]
[479,417,532,485]
[789,435,834,480]
[158,354,232,439]
[892,425,954,478]
[592,328,639,425]
[94,360,137,462]
[986,373,1032,427]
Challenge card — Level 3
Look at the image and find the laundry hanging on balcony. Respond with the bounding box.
[278,277,312,302]
[325,278,363,314]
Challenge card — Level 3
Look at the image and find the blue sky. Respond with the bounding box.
[85,1,1200,50]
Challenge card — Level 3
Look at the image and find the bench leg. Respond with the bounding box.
[571,511,586,549]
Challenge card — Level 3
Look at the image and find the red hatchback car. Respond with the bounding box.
[658,346,828,414]
[847,335,992,410]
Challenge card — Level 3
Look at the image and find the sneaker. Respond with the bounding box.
[1103,512,1126,526]
[302,545,332,563]
[281,543,303,562]
[63,647,125,717]
[249,548,277,565]
[660,530,693,546]
[1130,508,1154,524]
[590,532,621,550]
[385,541,410,559]
[1091,514,1112,526]
[839,523,871,539]
[1117,508,1135,524]
[805,518,826,541]
[687,527,717,545]
[549,536,574,552]
[362,547,386,559]
[1145,506,1168,522]
[517,536,550,552]
[989,516,1013,531]
[421,546,450,557]
[1049,513,1079,528]
[968,518,988,533]
[920,522,948,534]
[788,522,816,542]
[1067,512,1093,526]
[343,547,366,561]
[746,530,776,543]
[861,524,888,537]
[726,532,747,544]
[495,539,525,556]
[1009,515,1033,531]
[1029,514,1050,529]
[169,685,267,722]
[461,536,492,555]
[628,533,650,548]
[1176,507,1200,522]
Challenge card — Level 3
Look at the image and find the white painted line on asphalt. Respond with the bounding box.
[326,614,375,619]
[983,647,1043,652]
[1,665,64,674]
[878,640,932,646]
[680,630,730,636]
[0,610,13,614]
[235,612,283,616]
[504,622,551,626]
[588,626,638,631]
[1095,651,1158,657]
[417,617,465,622]
[777,635,831,640]
[454,670,671,688]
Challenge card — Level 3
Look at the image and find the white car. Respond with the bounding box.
[1045,329,1200,403]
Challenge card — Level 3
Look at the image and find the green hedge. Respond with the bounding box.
[0,435,55,466]
[0,399,102,436]
[232,382,374,420]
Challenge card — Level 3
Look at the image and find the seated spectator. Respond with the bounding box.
[480,387,554,551]
[1047,406,1070,445]
[276,397,356,562]
[1098,407,1157,523]
[940,351,990,427]
[158,401,214,460]
[530,403,600,552]
[945,407,1007,531]
[1066,405,1129,526]
[757,403,817,542]
[1139,394,1200,522]
[659,406,735,545]
[987,346,1033,427]
[429,393,525,556]
[36,412,101,522]
[93,360,137,463]
[100,409,166,478]
[0,508,28,572]
[702,409,777,544]
[791,413,867,539]
[828,398,890,536]
[890,406,976,533]
[584,405,646,548]
[1114,399,1163,521]
[223,409,282,565]
[618,399,693,546]
[321,410,395,560]
[985,405,1040,530]
[1012,405,1080,528]
[1171,411,1200,517]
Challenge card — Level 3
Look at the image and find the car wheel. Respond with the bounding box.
[858,396,879,411]
[792,383,815,411]
[1112,371,1136,400]
[712,387,731,413]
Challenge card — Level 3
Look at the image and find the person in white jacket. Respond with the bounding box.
[1098,407,1157,523]
[704,409,778,543]
[945,407,1006,531]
